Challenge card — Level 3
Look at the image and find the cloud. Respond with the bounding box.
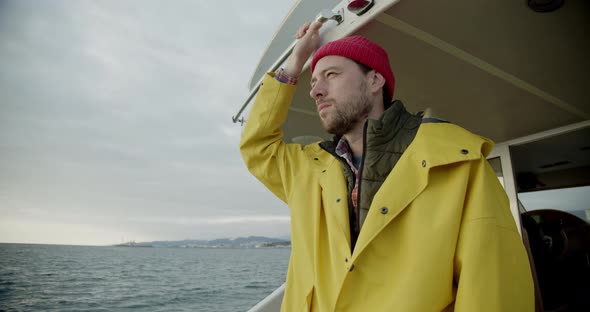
[0,0,295,245]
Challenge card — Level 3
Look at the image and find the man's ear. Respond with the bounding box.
[369,71,386,94]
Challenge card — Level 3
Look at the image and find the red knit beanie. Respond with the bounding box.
[311,35,395,98]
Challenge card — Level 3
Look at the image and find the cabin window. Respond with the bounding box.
[518,185,590,222]
[510,127,590,311]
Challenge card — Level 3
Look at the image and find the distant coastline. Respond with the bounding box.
[113,236,291,249]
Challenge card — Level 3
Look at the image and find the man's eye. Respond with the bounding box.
[326,72,335,77]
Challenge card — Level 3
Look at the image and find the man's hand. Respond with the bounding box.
[282,21,323,78]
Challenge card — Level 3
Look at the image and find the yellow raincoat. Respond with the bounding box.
[240,74,534,311]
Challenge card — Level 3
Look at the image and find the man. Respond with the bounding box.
[240,21,534,311]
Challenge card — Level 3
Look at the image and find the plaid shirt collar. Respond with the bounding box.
[335,136,358,174]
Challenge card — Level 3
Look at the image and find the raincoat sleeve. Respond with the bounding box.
[240,73,307,203]
[453,158,535,311]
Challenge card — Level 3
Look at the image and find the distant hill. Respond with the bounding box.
[114,236,291,249]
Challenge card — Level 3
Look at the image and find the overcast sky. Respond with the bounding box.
[0,0,296,245]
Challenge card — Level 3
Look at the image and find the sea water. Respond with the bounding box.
[0,244,290,311]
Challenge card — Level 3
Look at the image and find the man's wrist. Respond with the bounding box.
[275,68,299,85]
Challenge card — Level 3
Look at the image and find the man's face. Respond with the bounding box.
[310,55,372,135]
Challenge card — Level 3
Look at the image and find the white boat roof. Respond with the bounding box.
[238,0,590,145]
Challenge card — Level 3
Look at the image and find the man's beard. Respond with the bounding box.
[320,81,372,135]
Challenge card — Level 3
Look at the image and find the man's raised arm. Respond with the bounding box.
[239,22,323,203]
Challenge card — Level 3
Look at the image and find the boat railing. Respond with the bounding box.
[247,283,285,312]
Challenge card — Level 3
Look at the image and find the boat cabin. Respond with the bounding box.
[235,1,590,311]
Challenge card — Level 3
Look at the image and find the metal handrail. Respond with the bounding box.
[247,283,286,312]
[232,9,344,124]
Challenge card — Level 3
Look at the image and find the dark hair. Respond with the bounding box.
[353,60,392,110]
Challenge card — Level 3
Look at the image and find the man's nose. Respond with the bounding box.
[310,81,326,101]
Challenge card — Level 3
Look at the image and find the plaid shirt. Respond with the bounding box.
[335,137,360,217]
